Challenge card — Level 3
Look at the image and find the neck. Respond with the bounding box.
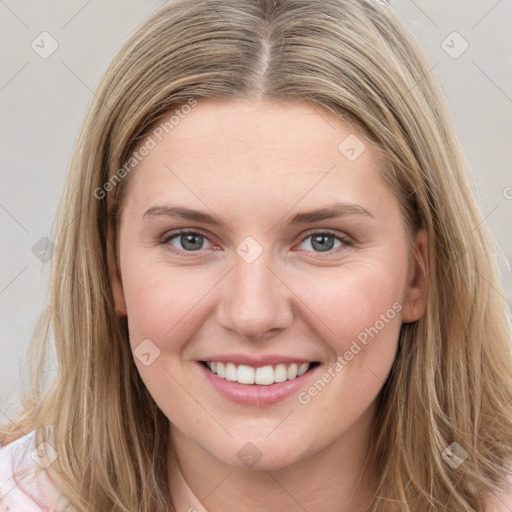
[168,403,379,512]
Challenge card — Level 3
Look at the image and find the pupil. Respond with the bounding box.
[182,233,202,251]
[312,234,333,252]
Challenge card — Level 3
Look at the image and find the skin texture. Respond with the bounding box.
[108,99,428,512]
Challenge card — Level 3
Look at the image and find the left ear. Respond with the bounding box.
[401,227,428,323]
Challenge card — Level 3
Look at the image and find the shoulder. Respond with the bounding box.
[485,463,512,512]
[0,427,74,511]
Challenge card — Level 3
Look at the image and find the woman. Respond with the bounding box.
[1,0,512,510]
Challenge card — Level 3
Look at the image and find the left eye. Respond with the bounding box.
[162,230,213,253]
[297,231,349,253]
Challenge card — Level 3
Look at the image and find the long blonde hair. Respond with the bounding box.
[2,0,512,510]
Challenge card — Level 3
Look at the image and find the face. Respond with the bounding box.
[108,99,427,470]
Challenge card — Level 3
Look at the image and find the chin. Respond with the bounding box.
[210,436,312,472]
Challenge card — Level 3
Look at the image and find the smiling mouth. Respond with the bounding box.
[200,360,321,386]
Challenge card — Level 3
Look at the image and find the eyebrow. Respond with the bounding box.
[142,202,374,228]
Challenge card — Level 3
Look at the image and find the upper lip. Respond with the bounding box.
[199,354,318,367]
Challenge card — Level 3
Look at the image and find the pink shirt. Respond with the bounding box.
[0,429,73,511]
[0,429,209,512]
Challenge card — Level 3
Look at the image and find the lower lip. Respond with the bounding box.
[197,362,320,407]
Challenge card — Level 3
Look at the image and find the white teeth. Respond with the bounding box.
[287,363,298,380]
[225,363,237,382]
[205,361,312,385]
[274,364,288,383]
[255,365,274,385]
[237,365,255,384]
[297,363,309,376]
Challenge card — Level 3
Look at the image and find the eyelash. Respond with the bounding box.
[159,228,353,257]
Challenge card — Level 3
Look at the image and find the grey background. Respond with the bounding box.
[1,0,511,420]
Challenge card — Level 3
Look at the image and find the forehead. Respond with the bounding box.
[122,99,388,215]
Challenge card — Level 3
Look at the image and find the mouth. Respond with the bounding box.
[199,360,321,386]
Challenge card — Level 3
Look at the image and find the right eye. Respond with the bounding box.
[160,229,216,255]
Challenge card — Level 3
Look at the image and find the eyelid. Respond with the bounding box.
[297,228,353,245]
[160,227,211,241]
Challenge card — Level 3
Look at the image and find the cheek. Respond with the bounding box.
[122,258,220,352]
[290,264,404,442]
[293,256,406,343]
[120,261,214,424]
[290,258,405,399]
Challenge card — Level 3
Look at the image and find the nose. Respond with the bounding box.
[216,251,294,341]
